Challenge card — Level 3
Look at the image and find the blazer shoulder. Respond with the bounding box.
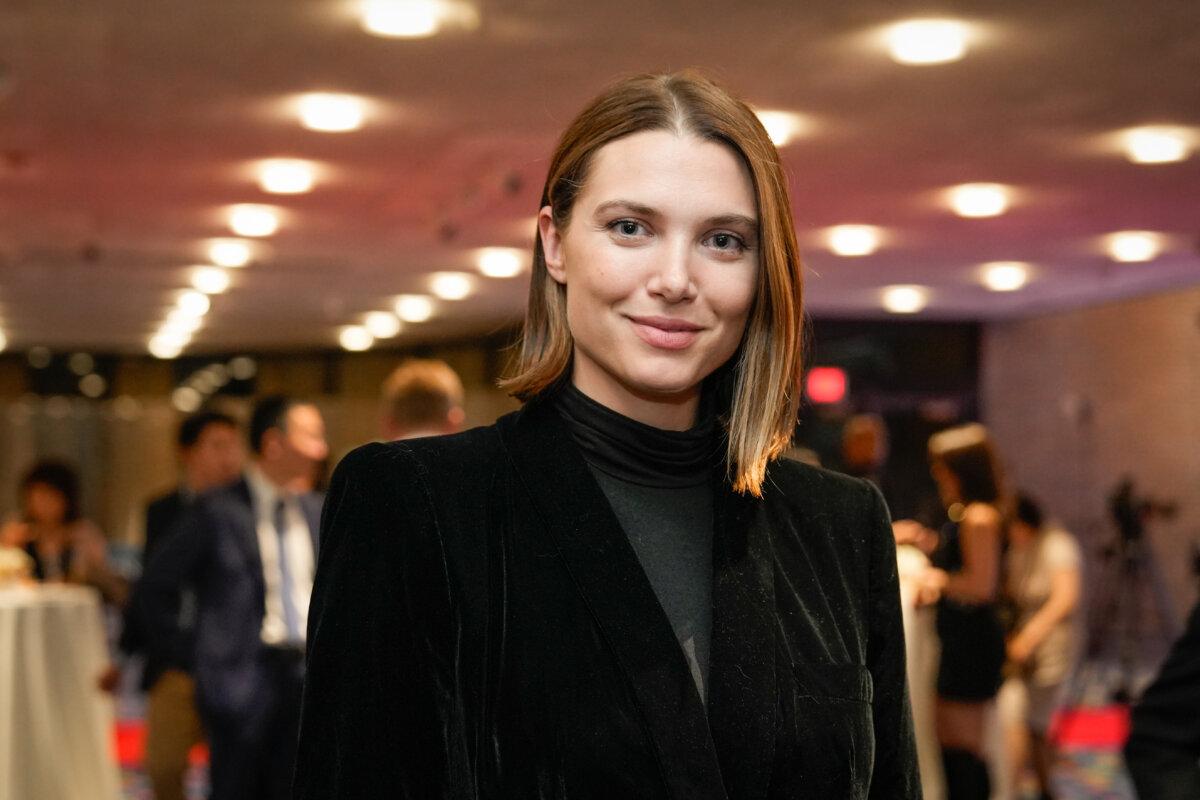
[333,423,505,496]
[766,457,880,512]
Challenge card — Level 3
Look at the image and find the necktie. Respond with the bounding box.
[273,497,303,643]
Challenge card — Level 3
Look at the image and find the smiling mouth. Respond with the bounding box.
[627,315,704,350]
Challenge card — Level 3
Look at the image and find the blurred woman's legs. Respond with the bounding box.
[938,698,992,799]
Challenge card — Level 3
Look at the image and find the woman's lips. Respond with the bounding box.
[627,316,703,350]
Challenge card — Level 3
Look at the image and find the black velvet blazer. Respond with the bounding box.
[295,399,921,799]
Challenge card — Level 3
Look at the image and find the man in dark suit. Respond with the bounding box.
[1125,597,1200,799]
[139,396,328,800]
[119,410,242,800]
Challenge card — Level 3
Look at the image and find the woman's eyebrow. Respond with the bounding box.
[706,213,759,231]
[593,199,659,218]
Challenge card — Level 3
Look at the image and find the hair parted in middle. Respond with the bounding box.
[500,69,804,496]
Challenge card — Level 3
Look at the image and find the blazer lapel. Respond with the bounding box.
[498,401,728,800]
[706,476,777,799]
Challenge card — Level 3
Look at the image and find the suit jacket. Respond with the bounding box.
[1125,598,1200,799]
[121,488,189,690]
[296,399,920,799]
[139,476,323,723]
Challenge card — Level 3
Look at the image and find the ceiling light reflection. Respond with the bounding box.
[882,285,929,314]
[980,261,1030,292]
[297,93,367,133]
[228,204,280,237]
[885,20,970,65]
[394,294,435,322]
[947,183,1010,218]
[826,225,883,257]
[476,247,525,278]
[339,325,375,352]
[364,311,402,338]
[1122,127,1192,164]
[192,267,232,295]
[258,159,317,194]
[429,272,474,300]
[208,240,253,268]
[1106,231,1164,262]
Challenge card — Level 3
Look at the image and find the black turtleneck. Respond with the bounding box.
[555,383,715,703]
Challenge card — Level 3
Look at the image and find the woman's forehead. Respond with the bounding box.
[581,130,757,220]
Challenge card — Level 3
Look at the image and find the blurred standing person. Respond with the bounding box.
[896,423,1006,799]
[0,459,127,605]
[138,396,327,800]
[1124,596,1200,799]
[379,358,466,441]
[840,412,889,486]
[996,494,1082,800]
[121,410,242,800]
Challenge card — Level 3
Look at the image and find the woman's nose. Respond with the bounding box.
[647,238,697,302]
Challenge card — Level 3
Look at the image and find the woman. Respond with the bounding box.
[996,494,1081,800]
[296,71,919,799]
[0,460,127,605]
[897,424,1006,798]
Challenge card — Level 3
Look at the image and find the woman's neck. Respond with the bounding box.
[570,364,699,432]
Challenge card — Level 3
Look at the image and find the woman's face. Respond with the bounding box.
[24,483,67,525]
[540,130,759,424]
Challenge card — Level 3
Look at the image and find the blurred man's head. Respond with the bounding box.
[250,396,329,490]
[841,413,889,476]
[178,410,243,492]
[380,359,465,440]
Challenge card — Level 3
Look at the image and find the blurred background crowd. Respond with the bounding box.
[1,1,1198,799]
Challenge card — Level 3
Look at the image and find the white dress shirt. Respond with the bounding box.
[244,466,315,647]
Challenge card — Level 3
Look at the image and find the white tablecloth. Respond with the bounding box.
[0,584,121,800]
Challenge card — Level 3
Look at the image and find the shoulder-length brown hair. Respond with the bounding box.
[928,423,1005,507]
[501,70,804,496]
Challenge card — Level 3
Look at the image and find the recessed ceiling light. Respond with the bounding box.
[476,247,525,278]
[228,356,257,380]
[362,0,438,37]
[79,373,107,399]
[1105,231,1164,262]
[429,271,474,300]
[394,294,435,322]
[228,204,280,237]
[164,311,203,335]
[177,290,211,317]
[297,93,367,133]
[192,267,232,294]
[980,261,1030,292]
[947,183,1011,218]
[882,285,929,314]
[339,325,375,352]
[171,386,202,412]
[1121,126,1193,164]
[360,0,479,38]
[885,19,970,65]
[150,334,188,359]
[825,225,883,257]
[68,352,94,376]
[754,110,810,147]
[364,311,402,338]
[207,239,253,268]
[258,159,317,194]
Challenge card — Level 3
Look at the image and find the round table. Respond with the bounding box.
[0,584,122,800]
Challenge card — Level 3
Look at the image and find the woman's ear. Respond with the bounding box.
[539,206,567,285]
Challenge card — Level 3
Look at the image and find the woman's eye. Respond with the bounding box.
[707,232,746,253]
[609,219,645,237]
